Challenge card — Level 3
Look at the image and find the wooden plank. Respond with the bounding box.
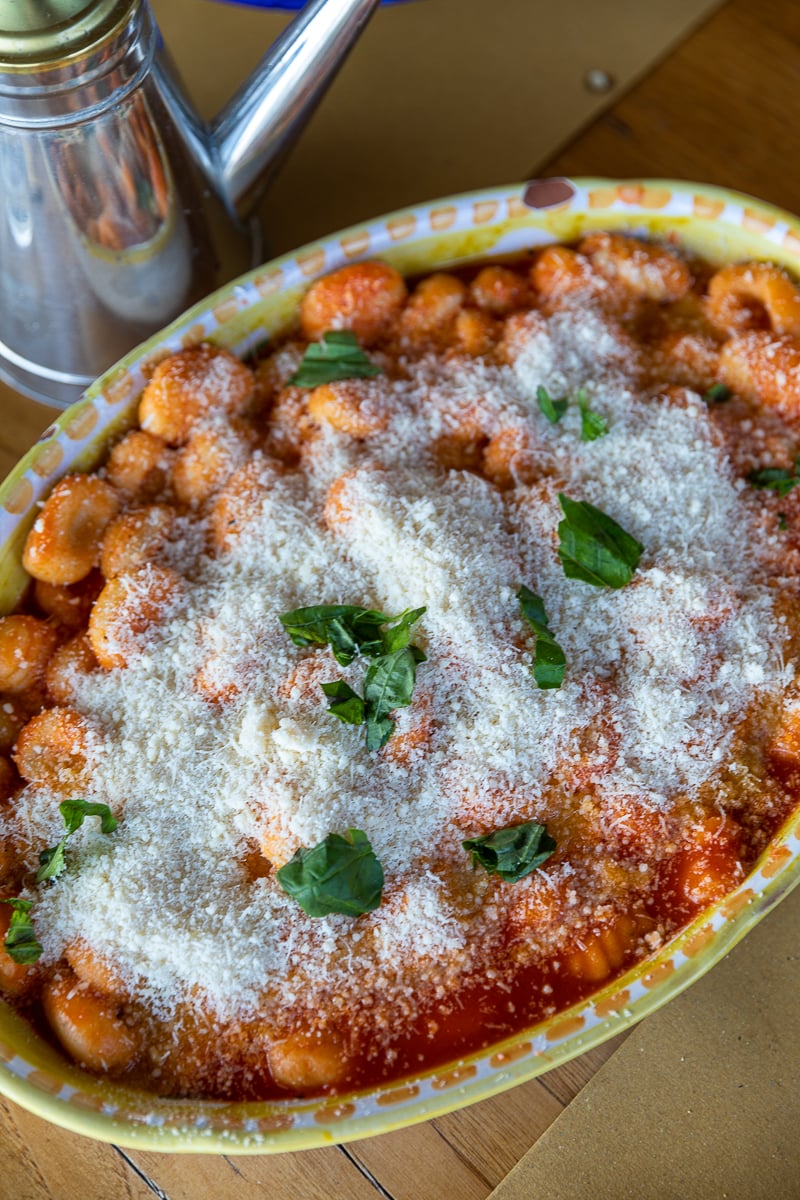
[541,0,800,218]
[348,1120,491,1200]
[489,885,800,1200]
[0,1096,152,1200]
[125,1145,382,1200]
[0,383,57,480]
[431,1080,563,1192]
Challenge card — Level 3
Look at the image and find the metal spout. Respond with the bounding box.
[156,0,380,224]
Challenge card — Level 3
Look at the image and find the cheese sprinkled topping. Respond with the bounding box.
[7,296,793,1048]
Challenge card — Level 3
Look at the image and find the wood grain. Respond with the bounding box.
[0,1098,152,1200]
[541,0,800,215]
[0,387,57,479]
[153,0,722,255]
[124,1146,381,1200]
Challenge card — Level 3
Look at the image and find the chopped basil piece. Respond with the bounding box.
[536,385,568,424]
[577,389,609,442]
[779,512,788,531]
[276,829,384,917]
[37,842,66,883]
[463,821,556,883]
[556,493,643,588]
[747,457,800,498]
[363,646,425,750]
[280,604,386,664]
[1,899,42,964]
[517,585,566,689]
[536,384,608,440]
[379,606,427,654]
[283,602,426,750]
[36,799,118,883]
[60,798,118,837]
[279,604,425,666]
[288,330,383,388]
[321,679,366,725]
[703,382,732,404]
[320,645,426,751]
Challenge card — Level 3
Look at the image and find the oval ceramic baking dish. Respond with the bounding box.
[0,178,799,1152]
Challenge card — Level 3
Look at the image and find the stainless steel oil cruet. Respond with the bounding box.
[0,0,380,407]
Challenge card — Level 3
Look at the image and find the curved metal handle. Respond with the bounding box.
[211,0,380,221]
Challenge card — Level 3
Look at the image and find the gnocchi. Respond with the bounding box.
[0,237,798,1105]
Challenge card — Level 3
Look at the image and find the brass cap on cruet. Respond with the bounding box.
[0,0,136,69]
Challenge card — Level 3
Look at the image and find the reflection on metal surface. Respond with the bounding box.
[49,93,171,253]
[46,92,195,324]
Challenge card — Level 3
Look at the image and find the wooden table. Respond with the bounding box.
[1,1,798,1195]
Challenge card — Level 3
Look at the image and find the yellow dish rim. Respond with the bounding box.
[0,177,798,1151]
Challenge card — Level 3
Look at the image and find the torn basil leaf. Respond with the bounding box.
[36,799,118,883]
[703,382,732,404]
[60,798,118,837]
[556,494,643,588]
[321,646,425,751]
[379,606,427,654]
[36,842,67,883]
[276,829,384,917]
[285,603,426,750]
[280,605,387,665]
[463,821,556,883]
[363,646,426,751]
[536,385,568,424]
[517,585,566,689]
[279,604,425,667]
[321,679,366,725]
[0,899,42,964]
[747,458,800,498]
[577,389,609,442]
[288,331,383,388]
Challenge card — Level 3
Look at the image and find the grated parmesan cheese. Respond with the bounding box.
[4,282,798,1093]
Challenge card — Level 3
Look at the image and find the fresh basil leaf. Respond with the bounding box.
[36,842,67,883]
[280,604,425,666]
[517,585,566,689]
[703,382,732,404]
[36,799,118,883]
[280,605,389,665]
[60,798,118,837]
[276,829,384,917]
[747,464,800,498]
[294,605,426,750]
[288,331,383,388]
[463,821,556,883]
[0,898,42,964]
[536,385,568,424]
[365,712,395,752]
[557,493,643,588]
[577,389,609,442]
[361,646,427,751]
[379,606,427,654]
[365,644,423,713]
[321,680,366,725]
